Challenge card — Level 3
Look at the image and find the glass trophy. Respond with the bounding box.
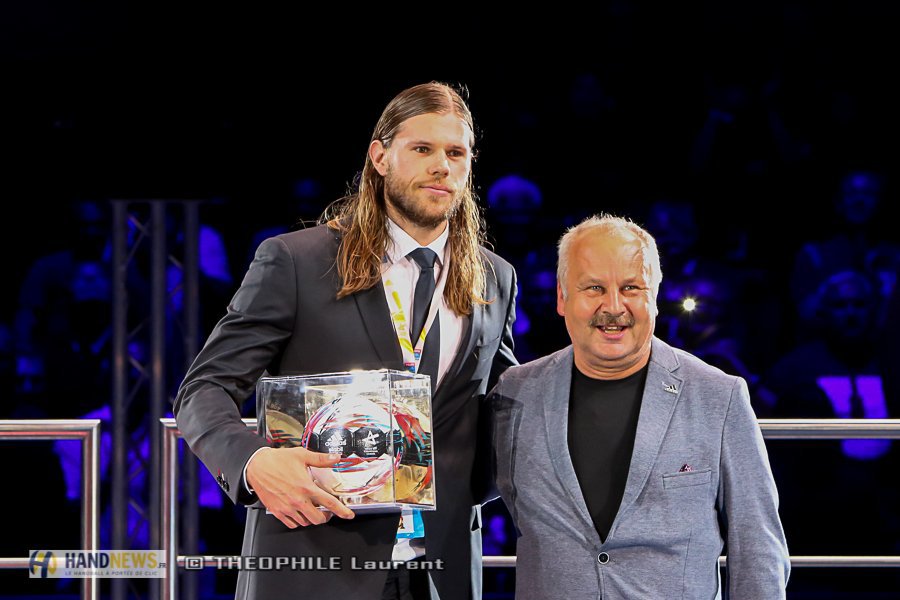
[257,369,435,513]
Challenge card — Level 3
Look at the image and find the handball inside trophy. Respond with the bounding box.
[259,370,435,512]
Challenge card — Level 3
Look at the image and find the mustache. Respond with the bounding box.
[419,178,455,191]
[589,313,635,328]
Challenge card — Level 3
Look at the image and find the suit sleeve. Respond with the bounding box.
[487,375,520,523]
[717,377,790,598]
[477,266,518,504]
[174,236,297,505]
[488,266,518,390]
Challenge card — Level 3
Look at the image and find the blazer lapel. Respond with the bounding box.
[433,251,493,398]
[615,338,684,518]
[353,282,403,369]
[542,347,599,536]
[433,303,478,400]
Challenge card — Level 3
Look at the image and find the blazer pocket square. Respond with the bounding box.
[663,468,712,490]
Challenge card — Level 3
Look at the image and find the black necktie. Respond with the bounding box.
[407,248,441,389]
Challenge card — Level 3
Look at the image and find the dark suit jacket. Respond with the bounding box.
[174,224,517,600]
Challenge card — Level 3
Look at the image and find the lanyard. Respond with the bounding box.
[383,254,447,375]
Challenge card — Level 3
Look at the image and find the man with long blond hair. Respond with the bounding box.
[175,82,517,600]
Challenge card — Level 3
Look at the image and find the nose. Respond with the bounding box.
[428,153,451,178]
[602,289,625,317]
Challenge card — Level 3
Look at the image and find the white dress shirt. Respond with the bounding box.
[382,218,465,387]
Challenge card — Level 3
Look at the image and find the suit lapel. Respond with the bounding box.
[433,252,493,398]
[433,302,478,400]
[616,338,684,518]
[325,224,402,371]
[542,348,599,535]
[352,282,403,369]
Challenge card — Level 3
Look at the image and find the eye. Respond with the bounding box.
[448,149,466,158]
[413,146,430,154]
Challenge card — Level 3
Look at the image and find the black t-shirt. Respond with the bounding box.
[567,362,648,542]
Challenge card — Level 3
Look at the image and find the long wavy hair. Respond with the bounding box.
[322,82,490,316]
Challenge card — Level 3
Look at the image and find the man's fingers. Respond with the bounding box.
[290,512,311,527]
[275,503,328,528]
[311,489,355,520]
[295,499,331,525]
[277,511,310,529]
[252,448,354,522]
[311,475,338,496]
[302,449,344,468]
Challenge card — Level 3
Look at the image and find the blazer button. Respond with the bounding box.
[597,552,609,565]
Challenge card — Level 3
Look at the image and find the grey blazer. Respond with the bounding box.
[492,338,789,600]
[175,224,517,600]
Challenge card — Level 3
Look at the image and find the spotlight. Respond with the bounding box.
[682,297,697,312]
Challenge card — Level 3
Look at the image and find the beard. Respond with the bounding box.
[384,169,463,230]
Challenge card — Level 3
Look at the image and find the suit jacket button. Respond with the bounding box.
[597,552,609,564]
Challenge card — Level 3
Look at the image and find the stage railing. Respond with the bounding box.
[161,418,900,599]
[0,419,100,600]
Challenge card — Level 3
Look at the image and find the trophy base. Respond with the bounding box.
[333,501,435,514]
[265,502,435,516]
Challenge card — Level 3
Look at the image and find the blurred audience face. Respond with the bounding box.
[837,171,882,226]
[16,355,46,395]
[646,201,698,259]
[71,261,111,303]
[73,201,110,259]
[487,175,542,226]
[819,271,876,344]
[557,229,656,379]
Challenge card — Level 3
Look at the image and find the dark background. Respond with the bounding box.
[3,3,900,598]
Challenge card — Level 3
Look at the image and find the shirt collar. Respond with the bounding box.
[385,219,449,267]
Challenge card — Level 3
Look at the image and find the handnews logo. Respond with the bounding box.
[28,550,166,578]
[28,550,58,578]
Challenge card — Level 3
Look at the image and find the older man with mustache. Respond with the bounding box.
[491,214,789,599]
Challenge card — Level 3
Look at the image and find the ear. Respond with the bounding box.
[369,140,389,176]
[557,281,566,316]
